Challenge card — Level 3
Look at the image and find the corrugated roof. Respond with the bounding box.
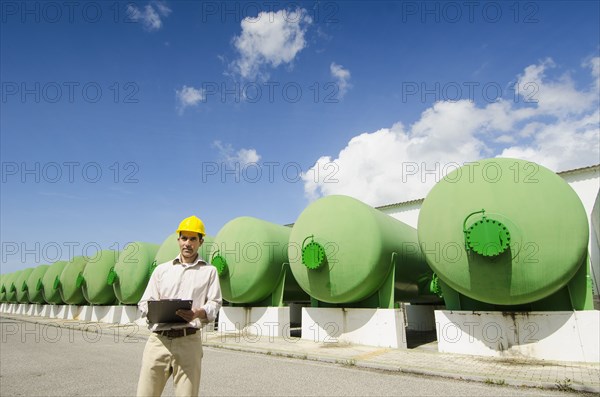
[556,163,599,176]
[376,198,424,210]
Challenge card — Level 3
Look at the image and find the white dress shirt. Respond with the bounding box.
[138,254,222,331]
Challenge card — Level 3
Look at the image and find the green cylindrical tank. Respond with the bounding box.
[417,158,591,310]
[42,261,67,304]
[15,268,34,303]
[289,195,438,307]
[26,265,50,304]
[80,250,119,305]
[109,242,159,305]
[0,272,15,302]
[0,274,5,302]
[59,256,88,305]
[5,270,22,303]
[152,233,215,273]
[211,217,308,305]
[1,273,14,302]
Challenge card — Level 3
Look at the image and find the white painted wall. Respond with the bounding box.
[435,310,600,363]
[219,306,291,338]
[301,307,407,348]
[0,303,145,326]
[592,192,600,299]
[380,201,421,229]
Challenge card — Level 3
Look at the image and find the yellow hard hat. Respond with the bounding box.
[176,215,206,236]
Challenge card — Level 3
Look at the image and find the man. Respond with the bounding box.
[137,215,222,397]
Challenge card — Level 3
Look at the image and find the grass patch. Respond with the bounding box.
[555,378,573,391]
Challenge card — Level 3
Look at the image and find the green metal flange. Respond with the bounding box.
[429,273,443,298]
[76,273,85,288]
[107,267,117,285]
[148,260,158,278]
[301,236,326,270]
[211,250,228,276]
[464,212,511,257]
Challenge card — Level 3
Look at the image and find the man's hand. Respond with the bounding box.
[176,308,207,322]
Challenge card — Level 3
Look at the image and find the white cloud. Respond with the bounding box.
[175,85,204,114]
[494,134,516,144]
[231,8,313,79]
[154,1,172,17]
[516,58,596,116]
[584,56,600,90]
[330,63,351,98]
[127,1,172,31]
[213,141,261,167]
[236,148,261,165]
[303,57,600,207]
[499,110,600,171]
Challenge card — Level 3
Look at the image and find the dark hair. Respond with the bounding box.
[179,232,203,239]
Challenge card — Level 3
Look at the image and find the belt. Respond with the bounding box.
[154,328,198,339]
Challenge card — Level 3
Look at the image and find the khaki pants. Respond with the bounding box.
[137,332,204,397]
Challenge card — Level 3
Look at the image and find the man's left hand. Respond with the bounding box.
[176,308,207,322]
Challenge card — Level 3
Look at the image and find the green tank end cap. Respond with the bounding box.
[212,255,228,276]
[466,218,511,257]
[302,241,326,270]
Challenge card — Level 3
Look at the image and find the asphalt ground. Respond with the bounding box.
[0,315,598,396]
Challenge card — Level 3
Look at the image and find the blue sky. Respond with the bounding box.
[1,0,599,271]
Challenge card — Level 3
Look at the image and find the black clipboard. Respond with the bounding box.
[147,299,193,323]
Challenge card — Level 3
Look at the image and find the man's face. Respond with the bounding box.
[178,231,203,261]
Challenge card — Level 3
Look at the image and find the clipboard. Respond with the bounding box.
[147,299,193,323]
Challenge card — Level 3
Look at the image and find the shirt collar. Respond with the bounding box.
[172,254,207,268]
